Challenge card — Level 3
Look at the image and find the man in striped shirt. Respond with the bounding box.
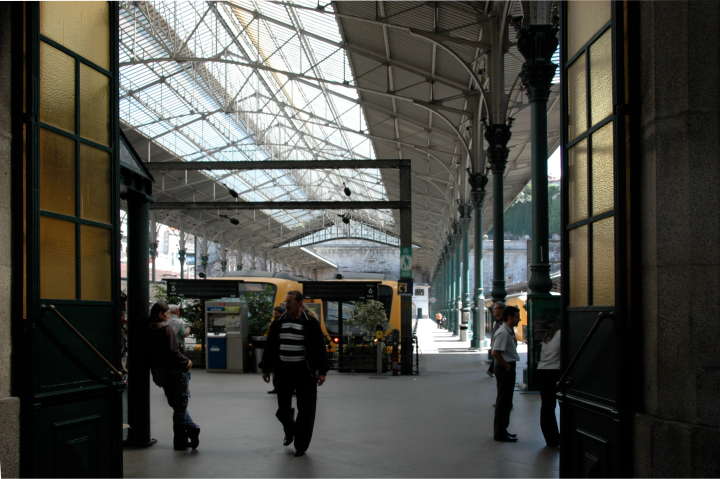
[261,291,328,457]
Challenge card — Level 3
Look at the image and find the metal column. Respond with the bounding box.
[125,188,155,447]
[469,173,488,349]
[519,23,561,390]
[486,123,512,303]
[459,203,472,341]
[399,164,413,375]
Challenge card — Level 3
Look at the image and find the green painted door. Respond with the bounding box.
[19,3,122,476]
[559,1,632,476]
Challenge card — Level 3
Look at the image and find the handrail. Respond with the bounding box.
[41,304,128,380]
[557,311,613,390]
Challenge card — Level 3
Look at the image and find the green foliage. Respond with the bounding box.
[488,181,561,238]
[345,300,388,341]
[245,286,275,337]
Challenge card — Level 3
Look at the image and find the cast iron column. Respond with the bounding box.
[452,225,460,335]
[459,203,472,341]
[125,187,155,447]
[469,172,488,349]
[486,123,512,303]
[399,163,413,375]
[519,23,560,390]
[520,24,557,296]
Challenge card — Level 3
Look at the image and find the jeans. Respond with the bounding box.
[493,362,516,437]
[154,369,197,428]
[537,369,560,446]
[273,364,318,452]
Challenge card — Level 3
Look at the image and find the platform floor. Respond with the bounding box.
[123,317,560,477]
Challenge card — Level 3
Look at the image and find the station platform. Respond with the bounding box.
[124,317,559,477]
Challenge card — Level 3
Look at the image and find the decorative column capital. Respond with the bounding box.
[468,172,488,206]
[485,122,512,173]
[458,202,473,222]
[178,249,186,263]
[149,241,158,258]
[518,24,559,102]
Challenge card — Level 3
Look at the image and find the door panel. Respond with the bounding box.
[560,1,629,476]
[20,3,122,476]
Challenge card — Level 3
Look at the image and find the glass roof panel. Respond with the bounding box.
[119,1,394,230]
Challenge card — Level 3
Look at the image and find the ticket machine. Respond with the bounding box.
[205,298,248,373]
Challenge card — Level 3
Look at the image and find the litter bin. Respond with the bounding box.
[207,334,227,370]
[251,336,267,372]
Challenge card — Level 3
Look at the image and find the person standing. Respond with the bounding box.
[260,291,328,457]
[537,321,561,447]
[487,301,506,377]
[492,305,520,442]
[147,302,200,451]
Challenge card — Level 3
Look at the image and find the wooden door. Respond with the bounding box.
[17,3,122,476]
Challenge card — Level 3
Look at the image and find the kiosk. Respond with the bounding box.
[205,298,248,373]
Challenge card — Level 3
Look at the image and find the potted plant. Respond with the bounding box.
[342,300,389,372]
[245,287,274,371]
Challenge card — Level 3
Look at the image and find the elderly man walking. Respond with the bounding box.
[261,291,328,457]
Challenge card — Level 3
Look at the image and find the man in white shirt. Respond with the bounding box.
[492,306,521,442]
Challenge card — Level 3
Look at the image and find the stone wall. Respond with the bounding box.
[0,4,20,477]
[635,1,720,476]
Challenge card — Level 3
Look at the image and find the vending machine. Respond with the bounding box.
[205,298,248,373]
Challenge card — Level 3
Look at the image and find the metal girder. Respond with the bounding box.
[150,201,410,210]
[145,159,410,170]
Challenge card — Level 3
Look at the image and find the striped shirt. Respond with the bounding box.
[279,317,305,363]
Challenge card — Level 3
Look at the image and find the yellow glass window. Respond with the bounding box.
[39,128,75,216]
[568,139,588,223]
[39,43,75,133]
[591,122,614,215]
[567,1,611,58]
[80,65,110,146]
[40,2,110,69]
[40,217,76,299]
[81,225,111,301]
[79,144,111,223]
[592,218,615,305]
[590,29,613,126]
[568,54,587,140]
[569,226,589,307]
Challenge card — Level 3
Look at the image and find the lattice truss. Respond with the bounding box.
[118,0,394,239]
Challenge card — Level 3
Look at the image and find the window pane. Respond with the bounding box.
[79,144,110,223]
[81,225,111,301]
[39,42,75,133]
[568,54,587,140]
[592,217,615,306]
[569,226,589,307]
[567,1,611,58]
[40,216,76,299]
[568,139,588,223]
[79,65,110,145]
[40,2,110,69]
[592,122,614,215]
[39,128,75,216]
[590,29,613,126]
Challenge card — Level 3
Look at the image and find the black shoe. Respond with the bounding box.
[494,435,518,442]
[186,425,200,450]
[283,433,294,446]
[173,425,189,450]
[505,431,517,438]
[294,449,306,457]
[267,389,277,394]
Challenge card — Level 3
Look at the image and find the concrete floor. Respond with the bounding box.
[124,318,560,477]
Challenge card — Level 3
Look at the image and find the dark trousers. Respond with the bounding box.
[493,361,516,438]
[273,365,318,452]
[154,369,197,428]
[538,369,560,446]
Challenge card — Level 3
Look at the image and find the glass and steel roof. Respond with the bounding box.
[119,0,393,231]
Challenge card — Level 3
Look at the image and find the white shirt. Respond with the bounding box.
[537,330,561,370]
[492,323,519,363]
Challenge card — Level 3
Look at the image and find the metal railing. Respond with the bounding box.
[557,311,614,390]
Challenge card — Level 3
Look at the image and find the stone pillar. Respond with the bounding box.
[518,23,559,390]
[469,172,488,349]
[485,123,512,303]
[0,6,20,474]
[459,203,472,341]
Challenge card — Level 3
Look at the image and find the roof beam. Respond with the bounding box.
[146,159,410,170]
[150,200,410,210]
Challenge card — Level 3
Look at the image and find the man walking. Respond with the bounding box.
[261,291,328,457]
[492,306,521,442]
